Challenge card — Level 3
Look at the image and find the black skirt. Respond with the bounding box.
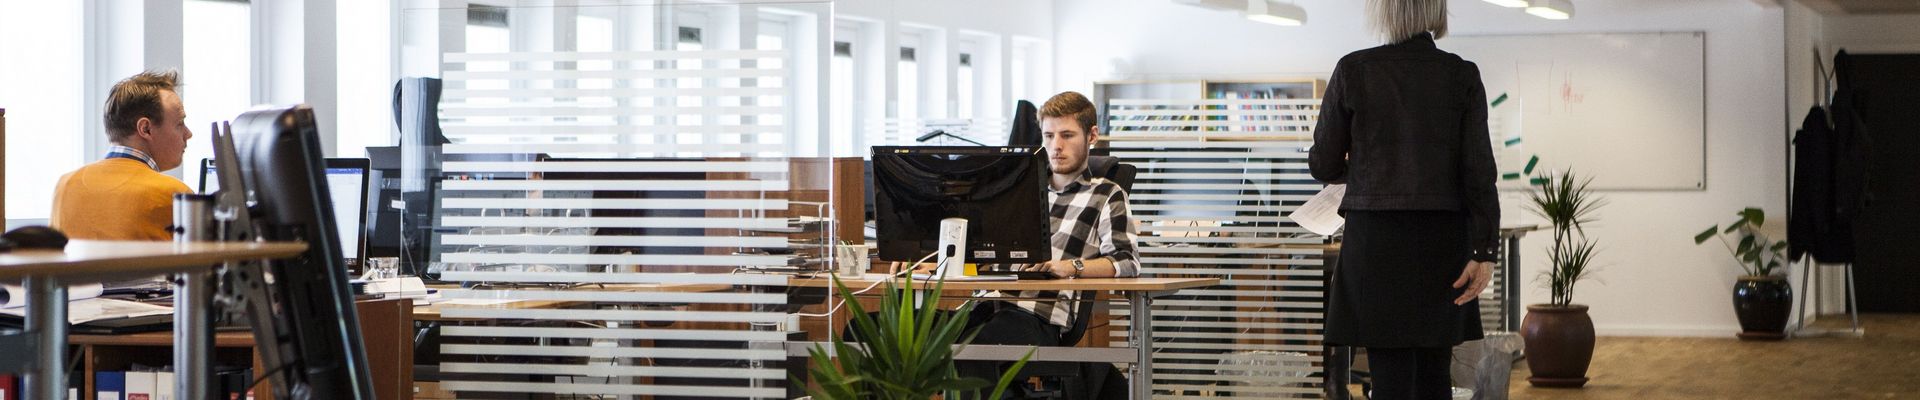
[1324,210,1485,349]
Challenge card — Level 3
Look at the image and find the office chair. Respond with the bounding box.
[1003,155,1135,399]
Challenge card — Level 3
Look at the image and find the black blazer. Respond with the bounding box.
[1309,33,1501,261]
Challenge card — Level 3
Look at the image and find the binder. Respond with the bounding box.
[124,371,157,400]
[95,371,125,400]
[154,372,174,400]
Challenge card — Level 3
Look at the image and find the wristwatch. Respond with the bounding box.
[1070,259,1086,279]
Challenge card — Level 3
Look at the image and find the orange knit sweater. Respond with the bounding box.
[51,158,191,241]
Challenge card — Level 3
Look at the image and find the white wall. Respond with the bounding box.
[1055,0,1790,336]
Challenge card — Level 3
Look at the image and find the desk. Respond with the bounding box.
[787,274,1218,399]
[0,240,306,400]
[412,283,732,321]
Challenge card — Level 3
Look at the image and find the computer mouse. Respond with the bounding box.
[3,225,69,250]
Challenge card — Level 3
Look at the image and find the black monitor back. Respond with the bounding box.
[871,146,1049,264]
[233,105,376,400]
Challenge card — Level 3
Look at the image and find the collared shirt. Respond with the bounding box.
[982,170,1140,327]
[105,145,160,171]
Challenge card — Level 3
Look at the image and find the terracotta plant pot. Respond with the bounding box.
[1733,275,1793,340]
[1520,304,1594,388]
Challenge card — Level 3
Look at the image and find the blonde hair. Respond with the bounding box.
[1367,0,1448,42]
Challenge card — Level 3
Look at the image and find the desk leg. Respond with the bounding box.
[1505,235,1523,331]
[25,275,66,400]
[1128,291,1153,399]
[174,271,214,400]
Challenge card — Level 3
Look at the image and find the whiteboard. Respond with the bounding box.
[1441,32,1706,191]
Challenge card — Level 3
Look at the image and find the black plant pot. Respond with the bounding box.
[1733,275,1792,340]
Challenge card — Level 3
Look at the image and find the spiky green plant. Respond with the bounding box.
[800,276,1031,400]
[1528,169,1606,307]
[1693,207,1789,277]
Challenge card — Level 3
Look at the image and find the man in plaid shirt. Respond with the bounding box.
[955,91,1139,395]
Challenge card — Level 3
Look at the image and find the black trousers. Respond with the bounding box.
[955,301,1063,384]
[1367,346,1452,400]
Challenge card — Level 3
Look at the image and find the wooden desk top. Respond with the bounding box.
[0,240,308,281]
[71,330,260,347]
[788,274,1218,292]
[412,283,733,321]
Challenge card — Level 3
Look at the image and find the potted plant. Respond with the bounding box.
[799,276,1031,399]
[1694,207,1793,340]
[1519,169,1604,388]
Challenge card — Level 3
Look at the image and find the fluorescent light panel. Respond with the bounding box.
[1483,0,1530,7]
[1527,0,1574,19]
[1245,0,1306,26]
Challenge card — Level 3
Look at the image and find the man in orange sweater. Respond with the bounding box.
[51,70,194,241]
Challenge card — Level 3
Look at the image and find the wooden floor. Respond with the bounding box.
[1503,314,1920,399]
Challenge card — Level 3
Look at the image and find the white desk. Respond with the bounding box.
[0,240,306,400]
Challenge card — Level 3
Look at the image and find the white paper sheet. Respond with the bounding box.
[1288,184,1346,236]
[0,283,106,309]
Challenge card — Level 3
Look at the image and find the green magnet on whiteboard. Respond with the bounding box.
[1531,177,1550,185]
[1523,155,1539,174]
[1491,93,1509,108]
[1504,137,1523,147]
[1502,172,1522,180]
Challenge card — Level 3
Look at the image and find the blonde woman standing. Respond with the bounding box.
[1309,0,1500,398]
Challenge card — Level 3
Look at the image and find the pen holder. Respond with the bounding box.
[834,244,870,276]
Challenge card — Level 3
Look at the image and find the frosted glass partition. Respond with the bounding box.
[1105,98,1330,398]
[401,1,829,398]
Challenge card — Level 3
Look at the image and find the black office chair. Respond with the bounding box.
[1003,156,1135,399]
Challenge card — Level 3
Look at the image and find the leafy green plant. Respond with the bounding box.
[1528,169,1605,307]
[1693,207,1788,277]
[800,276,1031,400]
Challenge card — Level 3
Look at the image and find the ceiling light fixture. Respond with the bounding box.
[1245,0,1307,26]
[1482,0,1530,8]
[1526,0,1575,20]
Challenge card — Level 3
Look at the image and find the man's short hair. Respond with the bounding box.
[1040,91,1099,135]
[103,70,181,143]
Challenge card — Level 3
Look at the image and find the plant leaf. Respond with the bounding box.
[1737,235,1755,254]
[1742,207,1766,227]
[1724,219,1748,234]
[1771,241,1789,252]
[1695,226,1718,244]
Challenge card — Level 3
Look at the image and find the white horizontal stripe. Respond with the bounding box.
[1111,151,1308,159]
[446,68,783,80]
[1134,204,1299,212]
[442,179,789,192]
[441,326,787,342]
[1149,353,1324,362]
[440,271,788,285]
[1216,279,1323,287]
[1139,226,1310,234]
[441,105,783,118]
[1124,310,1322,320]
[441,216,784,229]
[1105,141,1313,149]
[441,198,787,211]
[1109,98,1320,106]
[1108,109,1318,117]
[442,308,790,323]
[1132,194,1312,201]
[1137,247,1320,255]
[1150,384,1321,395]
[1155,300,1325,309]
[1147,331,1324,341]
[441,124,784,136]
[1137,237,1323,245]
[445,49,783,62]
[1137,172,1313,180]
[1110,120,1315,128]
[1148,342,1322,352]
[441,252,787,267]
[442,362,785,380]
[1111,320,1321,330]
[444,161,788,173]
[1153,371,1319,381]
[1131,161,1308,169]
[441,234,788,248]
[445,86,780,99]
[1141,257,1321,265]
[439,289,786,304]
[440,380,782,398]
[1178,289,1324,297]
[1136,215,1300,223]
[443,143,785,154]
[1134,183,1324,191]
[1139,267,1322,276]
[442,344,788,360]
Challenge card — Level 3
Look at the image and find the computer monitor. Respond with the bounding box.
[202,158,371,265]
[228,104,376,399]
[871,146,1050,264]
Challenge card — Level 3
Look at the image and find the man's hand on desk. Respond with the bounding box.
[1040,260,1077,279]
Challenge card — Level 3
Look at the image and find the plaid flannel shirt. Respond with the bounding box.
[981,171,1140,327]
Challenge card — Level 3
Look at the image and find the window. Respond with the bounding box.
[0,1,84,220]
[756,19,789,151]
[183,0,253,190]
[957,53,974,119]
[461,5,511,136]
[675,25,705,152]
[831,41,855,156]
[336,0,392,158]
[897,46,918,124]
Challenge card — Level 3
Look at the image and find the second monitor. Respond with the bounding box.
[871,146,1050,265]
